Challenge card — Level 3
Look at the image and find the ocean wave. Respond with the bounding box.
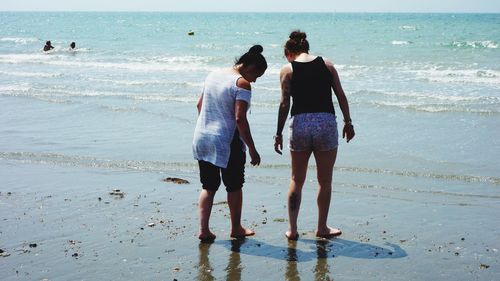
[0,70,63,78]
[95,105,193,122]
[328,64,371,78]
[399,25,417,31]
[0,53,52,64]
[391,40,412,45]
[0,37,39,44]
[407,68,500,85]
[352,90,500,114]
[131,55,213,64]
[86,77,204,88]
[195,43,221,50]
[3,83,497,114]
[0,85,32,92]
[345,182,500,200]
[0,151,196,173]
[0,86,199,104]
[132,95,198,103]
[55,59,215,72]
[367,101,498,114]
[447,40,498,49]
[262,163,500,186]
[0,53,218,73]
[368,90,491,102]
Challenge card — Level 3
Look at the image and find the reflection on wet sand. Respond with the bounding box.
[197,239,247,281]
[197,242,215,281]
[226,239,245,281]
[285,240,300,281]
[286,239,334,281]
[313,239,333,281]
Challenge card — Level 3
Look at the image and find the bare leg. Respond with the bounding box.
[286,150,312,240]
[228,189,255,238]
[313,149,341,238]
[199,189,217,241]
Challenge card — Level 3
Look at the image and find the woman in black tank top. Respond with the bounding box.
[274,30,355,240]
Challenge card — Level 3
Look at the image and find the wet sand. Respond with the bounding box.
[0,161,498,281]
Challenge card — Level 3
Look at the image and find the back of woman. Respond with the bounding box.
[274,30,355,240]
[290,56,335,116]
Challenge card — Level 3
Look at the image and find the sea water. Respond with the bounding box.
[1,12,499,197]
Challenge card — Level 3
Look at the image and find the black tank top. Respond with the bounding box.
[290,56,335,116]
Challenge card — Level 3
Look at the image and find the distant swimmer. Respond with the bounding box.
[69,41,76,50]
[43,41,54,52]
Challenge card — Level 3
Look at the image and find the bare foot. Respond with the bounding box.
[285,230,299,241]
[230,226,255,238]
[198,231,216,243]
[316,227,342,238]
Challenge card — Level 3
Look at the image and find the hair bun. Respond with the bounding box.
[248,45,264,54]
[289,31,306,41]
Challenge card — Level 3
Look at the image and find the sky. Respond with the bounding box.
[2,0,500,13]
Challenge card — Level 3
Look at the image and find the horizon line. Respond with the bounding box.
[1,10,500,14]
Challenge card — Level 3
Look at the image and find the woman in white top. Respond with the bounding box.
[193,45,267,242]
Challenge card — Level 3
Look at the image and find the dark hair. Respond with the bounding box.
[235,45,267,71]
[284,30,309,56]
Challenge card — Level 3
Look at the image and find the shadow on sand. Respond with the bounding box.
[197,237,407,280]
[217,237,406,261]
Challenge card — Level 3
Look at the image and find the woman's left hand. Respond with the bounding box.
[343,124,355,143]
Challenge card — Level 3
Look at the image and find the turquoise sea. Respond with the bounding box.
[0,12,499,280]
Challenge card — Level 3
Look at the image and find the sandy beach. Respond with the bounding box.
[1,160,498,281]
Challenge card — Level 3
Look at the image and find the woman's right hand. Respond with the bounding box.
[274,134,283,155]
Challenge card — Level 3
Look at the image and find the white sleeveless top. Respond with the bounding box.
[192,69,252,168]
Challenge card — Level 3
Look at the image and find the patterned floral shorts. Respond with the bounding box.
[289,112,338,152]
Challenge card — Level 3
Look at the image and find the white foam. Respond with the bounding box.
[0,53,218,73]
[354,89,500,114]
[195,43,219,50]
[132,95,198,103]
[391,40,412,45]
[0,70,62,78]
[0,53,51,64]
[368,100,498,114]
[87,77,204,88]
[450,40,498,49]
[399,25,417,31]
[0,86,200,104]
[409,68,500,85]
[0,85,32,92]
[0,37,39,44]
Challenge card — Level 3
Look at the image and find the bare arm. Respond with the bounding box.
[325,59,355,142]
[235,100,260,166]
[235,78,260,166]
[274,64,292,154]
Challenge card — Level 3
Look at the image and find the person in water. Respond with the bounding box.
[43,41,54,52]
